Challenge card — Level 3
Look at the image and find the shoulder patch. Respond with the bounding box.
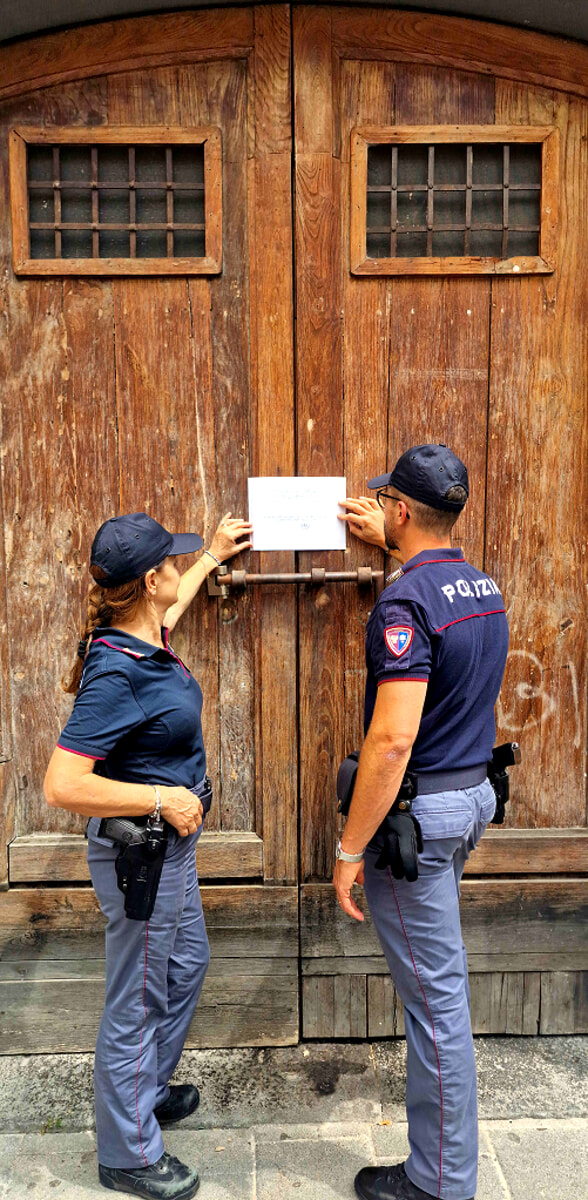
[384,626,414,657]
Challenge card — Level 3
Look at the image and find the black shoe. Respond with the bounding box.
[354,1161,474,1200]
[99,1151,200,1199]
[153,1084,201,1127]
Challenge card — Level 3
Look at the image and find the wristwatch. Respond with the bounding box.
[335,838,365,863]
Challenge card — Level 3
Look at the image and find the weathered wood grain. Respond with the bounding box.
[8,831,264,883]
[3,8,588,108]
[352,255,554,278]
[293,7,334,155]
[294,13,345,879]
[0,765,13,892]
[487,83,588,829]
[302,974,367,1039]
[307,970,549,1036]
[185,278,221,820]
[0,119,12,872]
[300,881,588,965]
[296,148,345,882]
[0,954,296,983]
[367,974,397,1037]
[339,59,392,768]
[330,9,588,101]
[0,10,254,101]
[463,828,588,875]
[252,5,291,157]
[0,78,116,841]
[249,9,297,884]
[539,971,588,1034]
[469,971,541,1034]
[0,885,298,963]
[303,946,588,973]
[206,59,256,835]
[0,958,298,1052]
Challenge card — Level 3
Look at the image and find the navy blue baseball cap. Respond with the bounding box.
[368,444,469,512]
[90,513,203,587]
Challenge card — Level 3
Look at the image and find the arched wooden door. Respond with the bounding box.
[0,7,587,1052]
[0,6,299,1050]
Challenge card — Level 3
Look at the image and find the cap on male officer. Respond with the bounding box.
[368,442,469,512]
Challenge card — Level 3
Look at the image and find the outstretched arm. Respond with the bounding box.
[165,511,253,631]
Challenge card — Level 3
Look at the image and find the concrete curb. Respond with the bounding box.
[0,1037,586,1134]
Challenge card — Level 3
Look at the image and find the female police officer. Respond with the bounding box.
[44,509,252,1200]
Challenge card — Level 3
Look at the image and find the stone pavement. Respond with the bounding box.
[1,1117,587,1200]
[0,1039,586,1199]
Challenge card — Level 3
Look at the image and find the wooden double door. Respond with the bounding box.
[0,7,586,1050]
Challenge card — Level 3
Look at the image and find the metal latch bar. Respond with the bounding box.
[207,565,384,597]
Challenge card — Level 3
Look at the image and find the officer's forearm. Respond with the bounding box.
[341,732,412,855]
[165,555,215,632]
[45,756,158,818]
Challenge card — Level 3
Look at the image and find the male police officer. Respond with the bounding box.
[334,444,509,1200]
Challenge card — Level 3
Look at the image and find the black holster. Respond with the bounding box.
[113,819,168,921]
[487,742,521,825]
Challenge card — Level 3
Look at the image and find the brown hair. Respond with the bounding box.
[62,565,148,695]
[398,485,468,537]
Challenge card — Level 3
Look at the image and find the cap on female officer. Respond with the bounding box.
[44,508,252,1200]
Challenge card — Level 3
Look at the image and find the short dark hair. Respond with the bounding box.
[398,485,467,536]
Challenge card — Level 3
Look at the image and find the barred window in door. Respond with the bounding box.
[9,127,222,275]
[350,125,558,276]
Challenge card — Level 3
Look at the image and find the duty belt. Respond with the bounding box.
[399,763,487,800]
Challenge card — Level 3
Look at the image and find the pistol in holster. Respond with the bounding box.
[97,815,168,921]
[487,742,521,825]
[336,753,421,880]
[336,753,417,820]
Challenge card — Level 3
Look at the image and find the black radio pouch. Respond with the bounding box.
[114,820,168,921]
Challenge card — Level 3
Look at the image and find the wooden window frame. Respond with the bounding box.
[350,125,559,276]
[9,125,222,275]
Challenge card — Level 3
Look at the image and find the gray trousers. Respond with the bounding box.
[363,778,496,1200]
[87,819,210,1168]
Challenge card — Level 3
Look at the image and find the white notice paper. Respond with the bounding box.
[248,477,347,551]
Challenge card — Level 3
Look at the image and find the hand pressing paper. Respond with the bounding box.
[248,477,347,551]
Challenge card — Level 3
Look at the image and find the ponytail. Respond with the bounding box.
[62,566,148,695]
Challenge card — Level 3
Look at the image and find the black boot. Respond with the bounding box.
[99,1151,200,1199]
[154,1084,201,1127]
[355,1161,474,1200]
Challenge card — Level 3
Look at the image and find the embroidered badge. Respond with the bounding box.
[385,626,414,657]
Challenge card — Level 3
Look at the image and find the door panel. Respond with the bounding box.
[0,4,299,1050]
[294,7,588,858]
[0,11,295,870]
[294,5,588,1040]
[487,80,588,827]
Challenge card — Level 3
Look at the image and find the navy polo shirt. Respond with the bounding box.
[58,627,206,787]
[364,548,509,772]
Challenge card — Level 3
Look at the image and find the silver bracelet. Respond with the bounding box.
[203,549,222,567]
[150,785,162,822]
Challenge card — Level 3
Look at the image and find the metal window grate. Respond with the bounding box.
[366,142,542,259]
[27,142,206,260]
